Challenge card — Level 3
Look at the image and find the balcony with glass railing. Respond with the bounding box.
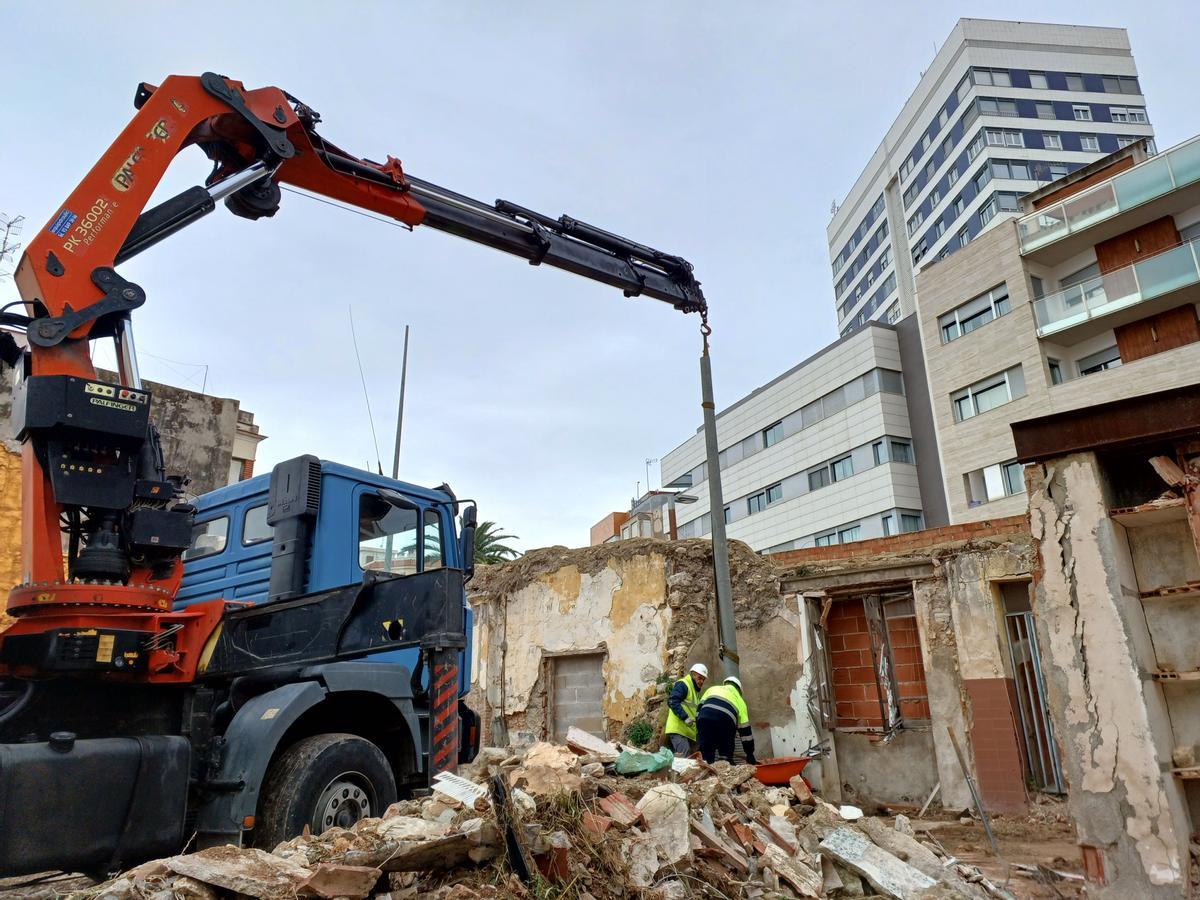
[1018,136,1200,254]
[1032,238,1200,337]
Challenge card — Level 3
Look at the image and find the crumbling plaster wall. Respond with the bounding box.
[780,532,1034,813]
[1028,454,1190,897]
[468,538,811,756]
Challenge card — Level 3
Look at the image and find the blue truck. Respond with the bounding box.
[0,454,480,871]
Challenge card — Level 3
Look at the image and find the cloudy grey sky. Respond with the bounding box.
[1,3,1195,550]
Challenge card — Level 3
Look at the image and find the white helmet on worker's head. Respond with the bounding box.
[725,675,743,691]
[689,663,709,679]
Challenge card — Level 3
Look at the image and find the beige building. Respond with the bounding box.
[915,137,1200,522]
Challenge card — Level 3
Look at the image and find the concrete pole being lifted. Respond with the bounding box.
[700,341,739,680]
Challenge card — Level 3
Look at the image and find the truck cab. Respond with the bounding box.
[176,458,473,699]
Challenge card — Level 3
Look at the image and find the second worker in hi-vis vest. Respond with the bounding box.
[697,675,757,765]
[663,663,708,756]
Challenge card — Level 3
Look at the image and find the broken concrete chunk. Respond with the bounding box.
[762,843,823,898]
[509,787,537,816]
[894,813,914,836]
[168,876,220,900]
[855,817,983,897]
[1172,744,1196,769]
[819,826,938,899]
[298,862,382,899]
[636,782,691,867]
[719,763,758,790]
[839,804,864,820]
[580,761,606,778]
[163,846,312,899]
[508,741,583,797]
[622,832,660,888]
[565,726,619,762]
[374,815,451,841]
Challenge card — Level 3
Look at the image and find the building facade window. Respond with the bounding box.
[958,227,971,248]
[967,131,986,160]
[1078,345,1121,376]
[762,421,783,448]
[979,97,1018,117]
[951,365,1026,422]
[1065,73,1085,92]
[885,302,901,324]
[939,283,1010,342]
[1043,132,1062,150]
[1072,104,1093,121]
[985,129,1023,147]
[1029,71,1048,90]
[1109,106,1147,123]
[831,456,854,481]
[1035,101,1054,119]
[1102,75,1140,94]
[873,438,914,464]
[1080,134,1100,151]
[964,460,1026,506]
[1048,359,1064,385]
[838,525,862,543]
[972,67,1011,87]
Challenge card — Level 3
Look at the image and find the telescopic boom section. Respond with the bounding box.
[2,72,705,675]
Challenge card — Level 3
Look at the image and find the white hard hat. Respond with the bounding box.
[725,675,743,691]
[689,663,709,679]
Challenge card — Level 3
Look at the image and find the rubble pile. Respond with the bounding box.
[75,730,1019,900]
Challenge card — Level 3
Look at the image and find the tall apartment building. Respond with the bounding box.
[828,19,1154,338]
[660,324,927,553]
[916,137,1200,522]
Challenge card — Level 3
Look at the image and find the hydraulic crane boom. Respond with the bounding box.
[0,72,706,683]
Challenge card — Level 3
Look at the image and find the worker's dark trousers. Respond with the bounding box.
[696,708,736,764]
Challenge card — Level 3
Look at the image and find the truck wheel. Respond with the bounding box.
[255,733,397,849]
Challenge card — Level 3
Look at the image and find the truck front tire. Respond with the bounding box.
[255,733,397,849]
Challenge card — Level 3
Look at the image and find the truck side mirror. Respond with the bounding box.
[460,505,477,581]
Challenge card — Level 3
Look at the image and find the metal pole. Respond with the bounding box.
[391,325,410,479]
[700,342,739,679]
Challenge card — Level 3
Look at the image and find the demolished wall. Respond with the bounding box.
[775,518,1036,813]
[467,538,810,758]
[1028,453,1191,897]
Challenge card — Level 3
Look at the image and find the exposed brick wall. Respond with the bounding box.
[826,598,930,729]
[239,457,254,482]
[827,598,883,728]
[768,515,1027,566]
[964,677,1029,815]
[887,613,931,722]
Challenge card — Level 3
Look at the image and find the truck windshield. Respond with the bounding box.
[358,494,419,575]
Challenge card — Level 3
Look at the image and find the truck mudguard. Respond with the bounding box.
[194,662,422,845]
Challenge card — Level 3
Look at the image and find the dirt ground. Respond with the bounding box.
[911,801,1085,899]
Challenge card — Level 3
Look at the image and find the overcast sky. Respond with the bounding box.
[1,3,1195,551]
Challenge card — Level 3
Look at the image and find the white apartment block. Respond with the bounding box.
[828,19,1154,338]
[660,324,925,553]
[916,137,1200,522]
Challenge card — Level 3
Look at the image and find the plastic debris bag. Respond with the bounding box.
[614,746,674,775]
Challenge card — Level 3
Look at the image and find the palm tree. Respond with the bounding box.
[474,521,520,564]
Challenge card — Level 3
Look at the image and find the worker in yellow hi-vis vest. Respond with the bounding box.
[663,663,708,756]
[697,675,757,765]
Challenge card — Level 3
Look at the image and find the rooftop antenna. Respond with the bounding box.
[645,457,657,492]
[348,305,384,475]
[0,214,24,280]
